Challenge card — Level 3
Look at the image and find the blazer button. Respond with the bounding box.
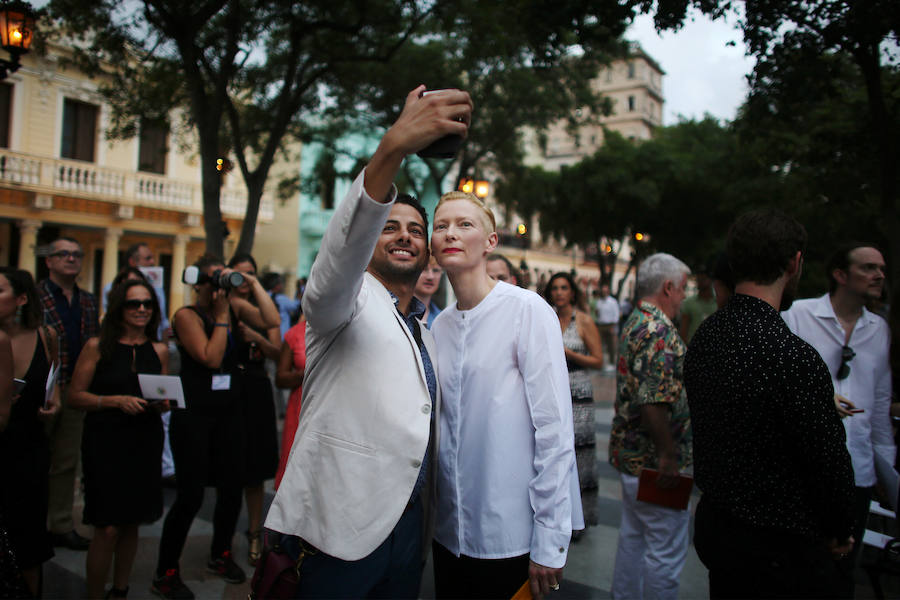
[422,404,431,414]
[411,459,422,469]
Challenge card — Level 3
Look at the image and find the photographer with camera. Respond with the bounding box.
[152,254,269,599]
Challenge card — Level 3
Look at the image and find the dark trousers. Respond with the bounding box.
[834,486,874,598]
[432,541,530,600]
[156,481,243,573]
[293,495,424,599]
[156,408,244,573]
[694,497,843,599]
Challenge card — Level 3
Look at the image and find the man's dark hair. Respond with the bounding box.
[125,242,150,263]
[42,237,82,257]
[395,194,428,233]
[194,253,224,272]
[261,272,283,292]
[825,241,883,294]
[726,210,807,285]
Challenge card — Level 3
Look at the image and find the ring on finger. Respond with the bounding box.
[551,583,560,591]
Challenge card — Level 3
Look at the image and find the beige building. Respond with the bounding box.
[0,42,299,318]
[491,42,664,293]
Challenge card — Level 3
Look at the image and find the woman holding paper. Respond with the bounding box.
[69,279,168,599]
[0,267,60,596]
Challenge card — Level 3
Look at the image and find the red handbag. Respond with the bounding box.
[248,530,315,600]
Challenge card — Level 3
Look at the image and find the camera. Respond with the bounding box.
[182,265,245,290]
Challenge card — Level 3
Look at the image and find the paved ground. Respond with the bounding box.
[44,371,897,599]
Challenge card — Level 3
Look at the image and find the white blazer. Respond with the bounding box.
[265,170,440,561]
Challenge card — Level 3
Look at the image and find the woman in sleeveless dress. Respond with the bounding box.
[0,267,61,597]
[544,272,605,531]
[226,254,280,566]
[69,279,169,598]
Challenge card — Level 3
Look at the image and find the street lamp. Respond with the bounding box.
[457,177,490,199]
[0,1,36,81]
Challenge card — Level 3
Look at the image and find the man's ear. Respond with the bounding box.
[662,279,675,297]
[831,267,848,287]
[786,251,802,278]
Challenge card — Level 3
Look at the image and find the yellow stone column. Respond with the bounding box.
[169,234,190,318]
[17,219,42,275]
[102,228,123,291]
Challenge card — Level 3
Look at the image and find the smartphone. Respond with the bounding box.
[13,378,26,394]
[850,408,865,414]
[416,90,464,159]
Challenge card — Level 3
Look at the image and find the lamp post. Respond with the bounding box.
[0,1,36,80]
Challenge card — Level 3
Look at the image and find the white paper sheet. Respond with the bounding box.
[44,361,60,409]
[137,374,185,408]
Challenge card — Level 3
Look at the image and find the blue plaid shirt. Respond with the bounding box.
[392,294,436,503]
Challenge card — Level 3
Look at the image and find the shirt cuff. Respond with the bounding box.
[530,521,570,569]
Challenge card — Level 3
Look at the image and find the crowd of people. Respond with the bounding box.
[0,87,896,600]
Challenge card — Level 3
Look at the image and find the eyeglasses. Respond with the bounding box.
[49,250,84,260]
[123,299,154,310]
[836,345,855,380]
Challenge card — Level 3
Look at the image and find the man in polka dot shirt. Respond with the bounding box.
[685,210,855,598]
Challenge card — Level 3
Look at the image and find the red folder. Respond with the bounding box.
[636,468,693,510]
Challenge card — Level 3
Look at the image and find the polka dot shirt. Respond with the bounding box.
[684,294,855,541]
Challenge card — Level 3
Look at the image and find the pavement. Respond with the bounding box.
[44,370,896,599]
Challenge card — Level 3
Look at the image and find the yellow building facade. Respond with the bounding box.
[0,43,299,317]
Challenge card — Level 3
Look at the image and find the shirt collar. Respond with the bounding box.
[389,292,426,321]
[812,292,877,328]
[45,278,80,297]
[638,300,674,328]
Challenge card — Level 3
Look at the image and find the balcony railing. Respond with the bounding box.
[0,149,275,222]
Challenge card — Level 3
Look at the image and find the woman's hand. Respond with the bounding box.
[116,395,147,415]
[38,386,61,420]
[236,322,265,345]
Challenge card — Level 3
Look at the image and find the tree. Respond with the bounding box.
[642,0,900,283]
[312,0,638,206]
[48,0,430,256]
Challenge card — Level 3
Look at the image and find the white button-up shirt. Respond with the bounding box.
[595,295,620,325]
[431,281,583,568]
[782,294,894,487]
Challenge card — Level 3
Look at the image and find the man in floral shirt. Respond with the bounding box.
[608,252,692,600]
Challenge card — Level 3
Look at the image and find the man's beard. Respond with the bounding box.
[370,255,426,287]
[779,270,801,311]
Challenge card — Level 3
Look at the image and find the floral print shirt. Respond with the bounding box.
[608,301,692,476]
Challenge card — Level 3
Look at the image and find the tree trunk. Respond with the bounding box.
[235,174,266,256]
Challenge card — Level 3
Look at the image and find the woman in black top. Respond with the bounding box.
[152,254,277,599]
[226,253,280,566]
[69,279,169,598]
[0,268,60,597]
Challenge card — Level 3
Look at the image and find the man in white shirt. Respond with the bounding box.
[264,87,471,598]
[594,283,619,369]
[782,242,894,597]
[430,191,582,599]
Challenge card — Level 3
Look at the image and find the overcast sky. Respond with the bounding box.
[626,10,756,125]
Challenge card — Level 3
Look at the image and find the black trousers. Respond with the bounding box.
[694,497,843,599]
[155,409,244,574]
[432,541,530,600]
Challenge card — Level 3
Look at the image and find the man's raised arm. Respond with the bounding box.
[303,86,472,333]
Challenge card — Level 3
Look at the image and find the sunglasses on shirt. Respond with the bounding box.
[836,345,855,381]
[123,299,154,310]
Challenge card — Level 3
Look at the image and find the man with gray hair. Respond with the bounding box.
[608,252,692,600]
